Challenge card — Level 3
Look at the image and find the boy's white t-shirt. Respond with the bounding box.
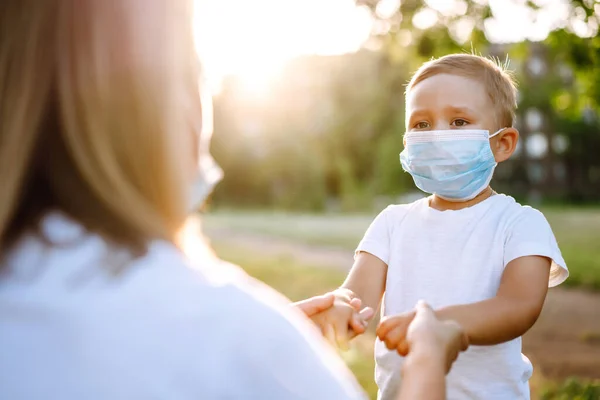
[356,194,568,400]
[0,213,366,400]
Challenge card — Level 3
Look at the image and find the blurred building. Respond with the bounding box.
[489,42,600,204]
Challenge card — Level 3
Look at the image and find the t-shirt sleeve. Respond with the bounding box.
[504,207,568,287]
[355,206,392,265]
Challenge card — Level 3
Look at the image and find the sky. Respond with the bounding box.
[193,0,590,91]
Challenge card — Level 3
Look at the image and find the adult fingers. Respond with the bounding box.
[411,300,436,327]
[414,300,434,316]
[324,323,336,347]
[445,346,461,373]
[294,293,335,317]
[334,319,350,351]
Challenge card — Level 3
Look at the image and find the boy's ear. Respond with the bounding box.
[492,128,519,163]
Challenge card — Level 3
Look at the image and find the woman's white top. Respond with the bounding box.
[0,213,365,400]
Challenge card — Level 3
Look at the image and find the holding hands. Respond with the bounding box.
[310,289,375,350]
[295,292,468,374]
[378,300,469,372]
[294,289,374,350]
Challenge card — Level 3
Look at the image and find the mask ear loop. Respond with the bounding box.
[188,79,224,213]
[489,127,508,138]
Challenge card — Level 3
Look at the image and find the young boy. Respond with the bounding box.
[311,54,569,400]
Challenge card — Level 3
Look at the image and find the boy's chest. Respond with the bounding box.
[384,213,508,312]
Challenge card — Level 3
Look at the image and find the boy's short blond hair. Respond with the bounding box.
[406,54,518,128]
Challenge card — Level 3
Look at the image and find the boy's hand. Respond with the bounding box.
[378,301,469,371]
[376,310,416,356]
[333,289,375,336]
[311,290,374,350]
[293,291,372,334]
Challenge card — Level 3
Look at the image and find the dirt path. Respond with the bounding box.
[206,227,600,381]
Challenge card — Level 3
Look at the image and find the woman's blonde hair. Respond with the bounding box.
[0,0,200,258]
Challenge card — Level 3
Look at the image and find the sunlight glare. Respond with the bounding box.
[485,0,571,43]
[412,7,439,30]
[449,17,476,44]
[426,0,468,17]
[375,0,400,19]
[193,0,373,93]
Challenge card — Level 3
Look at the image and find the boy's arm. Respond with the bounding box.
[435,255,550,345]
[378,255,550,347]
[338,251,388,317]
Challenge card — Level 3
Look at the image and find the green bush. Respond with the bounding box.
[540,378,600,400]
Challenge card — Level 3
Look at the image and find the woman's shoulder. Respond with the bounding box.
[2,211,311,347]
[2,212,250,310]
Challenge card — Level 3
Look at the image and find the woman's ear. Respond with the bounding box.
[493,128,519,163]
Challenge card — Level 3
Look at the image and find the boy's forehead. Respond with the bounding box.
[406,73,491,114]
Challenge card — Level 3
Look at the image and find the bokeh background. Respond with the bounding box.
[194,1,600,398]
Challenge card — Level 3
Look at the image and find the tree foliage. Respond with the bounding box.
[209,1,600,211]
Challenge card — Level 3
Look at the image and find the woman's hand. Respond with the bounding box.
[396,301,469,400]
[293,292,374,337]
[405,301,469,373]
[293,293,336,317]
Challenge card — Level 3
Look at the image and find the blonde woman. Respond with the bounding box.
[0,1,466,399]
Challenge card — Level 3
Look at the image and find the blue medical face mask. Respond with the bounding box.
[399,128,505,201]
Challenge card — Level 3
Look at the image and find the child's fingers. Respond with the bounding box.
[376,315,404,339]
[349,297,362,311]
[359,306,375,322]
[397,339,409,356]
[349,307,374,335]
[349,312,366,334]
[382,325,407,350]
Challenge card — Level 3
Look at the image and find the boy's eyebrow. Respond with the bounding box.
[407,108,430,116]
[444,105,477,114]
[406,109,431,122]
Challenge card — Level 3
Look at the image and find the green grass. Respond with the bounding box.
[204,211,370,249]
[205,208,600,290]
[541,209,600,290]
[540,378,600,400]
[210,241,379,399]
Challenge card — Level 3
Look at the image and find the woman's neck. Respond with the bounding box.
[429,186,495,211]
